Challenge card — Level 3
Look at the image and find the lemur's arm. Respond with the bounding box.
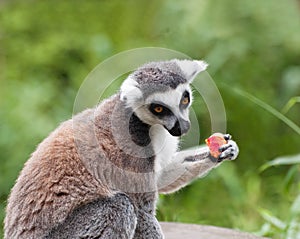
[157,135,239,194]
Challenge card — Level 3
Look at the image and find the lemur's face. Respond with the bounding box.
[134,84,192,136]
[120,59,208,137]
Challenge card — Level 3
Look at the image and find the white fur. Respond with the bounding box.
[120,76,143,108]
[174,59,208,82]
[150,124,179,175]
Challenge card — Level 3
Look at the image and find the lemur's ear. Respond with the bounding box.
[175,59,208,83]
[120,76,143,103]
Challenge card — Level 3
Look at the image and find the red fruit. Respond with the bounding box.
[205,133,227,158]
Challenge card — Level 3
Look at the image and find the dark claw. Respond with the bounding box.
[224,134,232,141]
[217,152,227,162]
[219,143,232,152]
[219,152,235,161]
[218,154,226,161]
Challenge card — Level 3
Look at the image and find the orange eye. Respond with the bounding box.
[154,106,163,113]
[182,97,189,105]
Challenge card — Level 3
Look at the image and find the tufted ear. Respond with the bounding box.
[175,59,208,83]
[120,75,143,108]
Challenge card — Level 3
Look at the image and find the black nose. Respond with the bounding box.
[168,119,190,136]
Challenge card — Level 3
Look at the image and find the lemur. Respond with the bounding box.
[4,59,239,239]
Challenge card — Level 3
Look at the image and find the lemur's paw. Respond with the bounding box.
[218,139,239,162]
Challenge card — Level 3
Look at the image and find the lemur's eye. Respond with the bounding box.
[180,91,190,108]
[154,106,163,113]
[181,97,189,105]
[149,103,173,117]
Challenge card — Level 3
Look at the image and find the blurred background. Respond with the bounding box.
[0,0,300,238]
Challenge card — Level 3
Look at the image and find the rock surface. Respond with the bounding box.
[160,222,269,239]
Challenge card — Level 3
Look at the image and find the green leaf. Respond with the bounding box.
[283,166,299,194]
[282,96,300,114]
[256,223,272,237]
[231,87,300,136]
[286,218,300,239]
[286,194,300,239]
[257,208,286,230]
[260,154,300,172]
[291,194,300,216]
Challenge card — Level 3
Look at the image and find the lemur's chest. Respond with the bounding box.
[150,125,178,175]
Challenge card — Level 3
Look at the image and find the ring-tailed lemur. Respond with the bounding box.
[4,59,239,239]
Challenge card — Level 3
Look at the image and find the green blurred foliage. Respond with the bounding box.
[0,0,300,238]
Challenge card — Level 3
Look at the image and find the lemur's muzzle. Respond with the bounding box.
[167,118,190,137]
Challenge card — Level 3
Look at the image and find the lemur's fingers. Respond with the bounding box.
[218,140,239,162]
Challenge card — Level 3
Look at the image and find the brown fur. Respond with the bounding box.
[4,101,115,238]
[4,94,157,238]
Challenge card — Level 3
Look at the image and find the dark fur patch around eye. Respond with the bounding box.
[180,91,190,109]
[149,103,173,117]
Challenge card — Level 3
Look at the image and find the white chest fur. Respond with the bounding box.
[149,125,179,176]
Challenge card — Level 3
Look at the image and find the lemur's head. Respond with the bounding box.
[120,59,208,137]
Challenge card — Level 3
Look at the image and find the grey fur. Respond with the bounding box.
[132,61,187,98]
[4,59,238,239]
[45,193,137,239]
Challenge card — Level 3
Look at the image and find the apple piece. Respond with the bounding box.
[205,133,227,158]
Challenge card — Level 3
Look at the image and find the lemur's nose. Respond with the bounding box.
[168,119,190,136]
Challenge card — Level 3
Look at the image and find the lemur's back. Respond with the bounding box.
[4,101,113,238]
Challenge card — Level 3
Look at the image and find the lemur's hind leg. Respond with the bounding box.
[45,193,137,239]
[133,210,163,239]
